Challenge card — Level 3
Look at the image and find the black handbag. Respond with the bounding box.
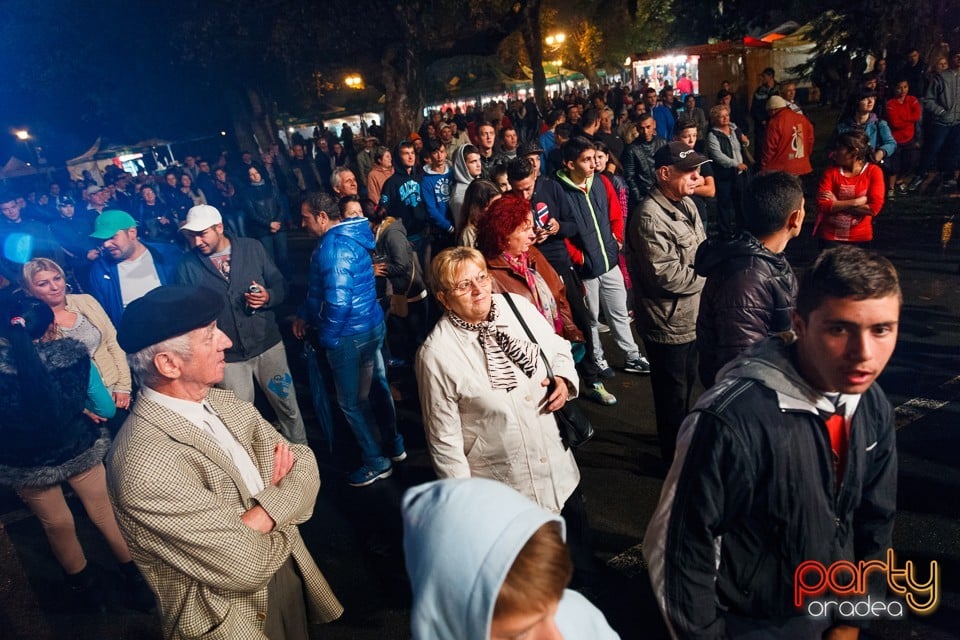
[501,293,595,449]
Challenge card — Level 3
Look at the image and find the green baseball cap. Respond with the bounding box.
[90,210,138,239]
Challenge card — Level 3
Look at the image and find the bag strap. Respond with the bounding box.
[501,292,556,382]
[403,254,416,297]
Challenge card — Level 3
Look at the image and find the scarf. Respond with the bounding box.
[447,298,539,391]
[501,252,562,335]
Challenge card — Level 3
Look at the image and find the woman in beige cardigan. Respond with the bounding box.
[22,258,132,411]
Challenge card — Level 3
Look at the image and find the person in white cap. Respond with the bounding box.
[760,95,815,177]
[175,204,308,444]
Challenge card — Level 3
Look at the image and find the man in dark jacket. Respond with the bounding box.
[508,151,613,405]
[558,137,651,381]
[294,192,404,487]
[695,172,803,387]
[644,245,900,640]
[622,114,668,211]
[176,205,307,445]
[379,141,429,265]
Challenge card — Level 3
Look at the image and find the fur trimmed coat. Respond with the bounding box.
[0,337,110,489]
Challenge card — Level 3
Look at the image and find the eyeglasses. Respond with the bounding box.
[448,271,490,295]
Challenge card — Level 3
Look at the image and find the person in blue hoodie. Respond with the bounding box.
[420,139,455,236]
[402,478,620,640]
[293,191,405,487]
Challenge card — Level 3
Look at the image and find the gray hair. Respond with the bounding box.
[330,166,355,192]
[127,333,192,388]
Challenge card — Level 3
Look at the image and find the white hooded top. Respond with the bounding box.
[402,477,620,640]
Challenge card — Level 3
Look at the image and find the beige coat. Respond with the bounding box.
[106,388,343,639]
[61,293,132,392]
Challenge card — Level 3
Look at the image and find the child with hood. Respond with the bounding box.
[403,478,620,640]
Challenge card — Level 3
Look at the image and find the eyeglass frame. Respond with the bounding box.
[446,270,491,296]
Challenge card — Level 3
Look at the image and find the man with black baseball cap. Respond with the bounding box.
[626,141,710,464]
[107,285,343,639]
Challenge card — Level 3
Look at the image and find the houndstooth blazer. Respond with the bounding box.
[106,386,343,639]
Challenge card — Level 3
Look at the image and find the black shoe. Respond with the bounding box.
[66,565,108,614]
[119,561,156,612]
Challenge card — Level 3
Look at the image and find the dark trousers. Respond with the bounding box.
[646,340,698,464]
[715,172,746,237]
[386,297,429,363]
[560,487,598,590]
[920,122,960,174]
[558,265,599,385]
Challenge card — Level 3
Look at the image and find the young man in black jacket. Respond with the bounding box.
[694,172,803,387]
[645,245,900,640]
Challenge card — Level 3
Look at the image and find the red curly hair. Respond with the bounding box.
[476,191,533,258]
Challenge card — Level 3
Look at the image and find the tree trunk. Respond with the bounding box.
[519,0,547,111]
[246,87,278,154]
[224,87,258,156]
[381,44,423,149]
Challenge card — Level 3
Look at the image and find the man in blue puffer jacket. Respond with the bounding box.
[294,191,404,487]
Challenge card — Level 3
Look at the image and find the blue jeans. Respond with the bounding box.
[326,322,400,467]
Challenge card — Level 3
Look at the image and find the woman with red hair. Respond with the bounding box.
[476,192,583,345]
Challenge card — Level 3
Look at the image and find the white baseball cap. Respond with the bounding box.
[180,204,223,231]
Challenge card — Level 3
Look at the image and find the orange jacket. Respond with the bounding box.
[761,108,814,176]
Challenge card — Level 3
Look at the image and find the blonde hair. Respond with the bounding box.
[21,257,67,291]
[709,104,730,124]
[494,522,572,619]
[430,246,486,293]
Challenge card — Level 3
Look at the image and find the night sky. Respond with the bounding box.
[0,0,246,166]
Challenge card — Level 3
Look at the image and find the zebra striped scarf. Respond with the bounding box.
[448,299,539,391]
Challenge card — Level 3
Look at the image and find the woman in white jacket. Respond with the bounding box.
[416,247,596,584]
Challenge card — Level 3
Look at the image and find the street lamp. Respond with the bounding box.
[344,74,364,89]
[544,32,566,48]
[14,129,29,141]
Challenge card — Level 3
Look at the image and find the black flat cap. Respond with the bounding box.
[118,285,224,354]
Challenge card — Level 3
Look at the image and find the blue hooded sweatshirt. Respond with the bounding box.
[421,163,454,233]
[402,478,620,640]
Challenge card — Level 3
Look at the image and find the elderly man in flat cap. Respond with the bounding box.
[106,285,342,640]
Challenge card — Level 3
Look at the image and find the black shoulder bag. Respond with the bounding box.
[501,293,595,449]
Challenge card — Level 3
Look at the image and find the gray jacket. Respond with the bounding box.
[923,68,960,125]
[626,187,706,344]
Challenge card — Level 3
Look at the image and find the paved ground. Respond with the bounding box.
[2,191,959,639]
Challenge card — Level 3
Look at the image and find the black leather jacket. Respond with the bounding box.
[622,136,667,209]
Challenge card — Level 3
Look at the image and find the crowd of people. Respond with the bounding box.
[0,43,951,639]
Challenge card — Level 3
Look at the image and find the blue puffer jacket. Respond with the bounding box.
[304,218,384,348]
